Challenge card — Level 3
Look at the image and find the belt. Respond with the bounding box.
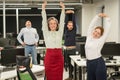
[26,44,35,46]
[66,46,76,50]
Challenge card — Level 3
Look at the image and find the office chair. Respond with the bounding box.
[108,71,120,80]
[16,56,37,80]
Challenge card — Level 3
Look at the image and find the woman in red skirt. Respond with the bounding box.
[41,1,65,80]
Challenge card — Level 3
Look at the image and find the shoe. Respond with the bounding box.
[64,77,72,80]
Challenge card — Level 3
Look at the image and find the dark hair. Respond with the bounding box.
[25,20,31,24]
[95,26,104,36]
[67,21,73,24]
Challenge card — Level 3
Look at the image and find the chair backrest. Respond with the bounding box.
[16,56,30,67]
[16,56,37,80]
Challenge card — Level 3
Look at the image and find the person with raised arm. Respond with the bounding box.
[41,0,65,80]
[85,13,111,80]
[64,10,76,80]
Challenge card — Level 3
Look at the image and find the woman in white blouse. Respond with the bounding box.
[41,1,65,80]
[85,13,111,80]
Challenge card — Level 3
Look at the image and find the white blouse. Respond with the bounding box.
[85,15,111,60]
[41,10,65,48]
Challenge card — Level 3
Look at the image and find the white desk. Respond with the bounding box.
[0,65,45,80]
[70,55,120,80]
[70,55,86,80]
[16,46,46,53]
[36,46,46,54]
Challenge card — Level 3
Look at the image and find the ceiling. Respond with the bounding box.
[0,0,102,15]
[0,0,94,9]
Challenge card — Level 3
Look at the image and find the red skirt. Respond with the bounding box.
[44,48,64,80]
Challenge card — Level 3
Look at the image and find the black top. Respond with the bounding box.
[64,13,76,46]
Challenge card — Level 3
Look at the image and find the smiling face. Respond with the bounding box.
[48,17,58,31]
[92,26,104,39]
[25,20,32,27]
[49,20,57,31]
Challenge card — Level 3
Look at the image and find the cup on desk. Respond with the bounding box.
[76,51,79,55]
[76,51,81,58]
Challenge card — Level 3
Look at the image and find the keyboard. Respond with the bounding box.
[2,67,15,72]
[105,60,111,63]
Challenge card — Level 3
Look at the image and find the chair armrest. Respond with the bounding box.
[110,71,120,76]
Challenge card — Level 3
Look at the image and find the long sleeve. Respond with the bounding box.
[34,29,39,43]
[64,13,76,46]
[87,15,101,37]
[72,14,76,31]
[41,9,50,42]
[17,28,24,44]
[41,8,65,48]
[58,9,65,35]
[85,16,111,60]
[64,13,76,31]
[41,10,48,33]
[17,27,39,45]
[100,17,111,41]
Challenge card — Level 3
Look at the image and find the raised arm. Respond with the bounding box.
[41,0,48,32]
[87,13,101,37]
[59,2,65,32]
[42,0,47,11]
[100,13,111,40]
[60,2,65,12]
[65,10,76,31]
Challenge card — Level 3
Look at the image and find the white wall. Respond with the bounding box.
[75,9,82,34]
[81,4,95,36]
[81,0,120,43]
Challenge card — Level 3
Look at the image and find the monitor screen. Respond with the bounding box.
[79,44,86,58]
[1,48,24,66]
[101,43,120,57]
[78,43,120,59]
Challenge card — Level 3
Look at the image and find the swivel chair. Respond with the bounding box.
[16,56,37,80]
[108,71,120,80]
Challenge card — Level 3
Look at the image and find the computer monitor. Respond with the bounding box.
[1,48,24,66]
[78,43,120,59]
[79,44,86,58]
[101,43,120,58]
[76,36,86,42]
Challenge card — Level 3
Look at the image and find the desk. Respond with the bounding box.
[16,46,46,64]
[16,46,46,53]
[70,55,86,80]
[0,65,45,80]
[70,55,120,80]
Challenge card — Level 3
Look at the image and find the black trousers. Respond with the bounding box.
[87,57,107,80]
[64,48,76,78]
